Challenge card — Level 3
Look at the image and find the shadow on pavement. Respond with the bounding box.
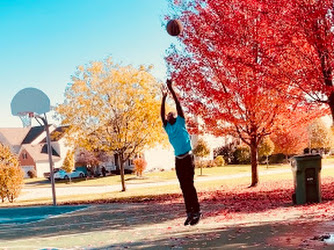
[0,203,334,249]
[0,205,88,225]
[0,203,185,241]
[89,220,334,250]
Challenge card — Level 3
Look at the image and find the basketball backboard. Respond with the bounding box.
[10,87,56,205]
[10,87,50,116]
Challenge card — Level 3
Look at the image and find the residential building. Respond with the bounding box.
[0,125,71,178]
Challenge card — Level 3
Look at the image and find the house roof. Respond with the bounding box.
[0,125,60,146]
[22,126,46,144]
[22,144,61,163]
[0,127,31,146]
[1,125,66,163]
[41,144,60,157]
[41,125,70,143]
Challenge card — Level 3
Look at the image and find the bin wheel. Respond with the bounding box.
[292,193,296,205]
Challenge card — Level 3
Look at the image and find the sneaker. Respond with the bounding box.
[184,213,193,226]
[190,212,202,226]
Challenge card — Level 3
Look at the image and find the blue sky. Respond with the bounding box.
[0,0,175,127]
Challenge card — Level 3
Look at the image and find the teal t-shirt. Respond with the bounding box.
[164,116,192,156]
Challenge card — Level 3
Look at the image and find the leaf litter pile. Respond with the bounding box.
[64,176,334,225]
[149,176,334,224]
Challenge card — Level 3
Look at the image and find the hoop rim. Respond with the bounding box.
[16,111,35,118]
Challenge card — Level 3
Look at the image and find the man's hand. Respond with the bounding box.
[166,79,173,91]
[161,84,168,98]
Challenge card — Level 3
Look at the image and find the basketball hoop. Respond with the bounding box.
[16,112,34,128]
[10,87,50,116]
[10,87,56,206]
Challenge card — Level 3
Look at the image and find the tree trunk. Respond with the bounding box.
[119,154,126,192]
[266,155,269,169]
[250,140,258,187]
[329,92,334,125]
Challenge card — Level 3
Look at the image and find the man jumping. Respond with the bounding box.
[161,79,201,226]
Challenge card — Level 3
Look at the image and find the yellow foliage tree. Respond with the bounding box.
[0,144,24,203]
[62,150,75,173]
[193,138,210,176]
[308,118,334,151]
[258,136,275,168]
[56,57,166,191]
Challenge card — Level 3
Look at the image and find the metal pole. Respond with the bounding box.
[37,114,57,206]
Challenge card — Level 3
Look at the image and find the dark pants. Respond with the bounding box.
[175,154,200,214]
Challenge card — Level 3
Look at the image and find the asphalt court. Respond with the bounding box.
[0,205,88,225]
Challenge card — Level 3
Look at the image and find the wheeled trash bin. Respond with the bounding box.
[291,154,322,205]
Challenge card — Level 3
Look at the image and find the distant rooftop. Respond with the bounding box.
[21,126,46,144]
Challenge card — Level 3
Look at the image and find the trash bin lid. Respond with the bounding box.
[293,154,322,169]
[293,154,322,161]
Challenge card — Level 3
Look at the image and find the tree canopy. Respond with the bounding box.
[166,0,321,186]
[0,144,24,203]
[258,136,274,159]
[62,150,75,173]
[56,57,166,191]
[308,118,334,150]
[271,126,308,158]
[282,0,334,122]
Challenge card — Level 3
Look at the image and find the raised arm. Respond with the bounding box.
[161,85,168,127]
[167,79,184,118]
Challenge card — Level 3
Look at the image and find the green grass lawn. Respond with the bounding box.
[12,160,334,207]
[16,167,334,207]
[24,163,293,188]
[26,155,334,188]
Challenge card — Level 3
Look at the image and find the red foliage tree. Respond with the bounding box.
[166,0,328,186]
[165,0,320,186]
[280,0,334,122]
[271,126,309,162]
[133,158,147,177]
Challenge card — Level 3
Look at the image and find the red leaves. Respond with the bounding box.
[271,125,308,156]
[165,0,324,159]
[147,176,334,223]
[198,177,334,223]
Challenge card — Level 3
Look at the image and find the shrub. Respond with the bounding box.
[234,146,250,164]
[214,155,225,167]
[195,160,204,168]
[195,159,216,168]
[0,144,24,203]
[133,158,147,176]
[268,153,286,164]
[27,169,37,178]
[214,141,239,164]
[205,160,216,168]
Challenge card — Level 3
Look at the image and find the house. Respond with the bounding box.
[140,144,175,171]
[75,148,137,175]
[0,125,71,178]
[134,133,228,172]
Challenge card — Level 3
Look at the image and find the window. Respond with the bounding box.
[22,152,28,159]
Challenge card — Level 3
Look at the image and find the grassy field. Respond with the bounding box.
[27,155,334,188]
[24,163,292,188]
[9,160,334,207]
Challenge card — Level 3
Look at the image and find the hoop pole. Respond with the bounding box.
[36,114,57,206]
